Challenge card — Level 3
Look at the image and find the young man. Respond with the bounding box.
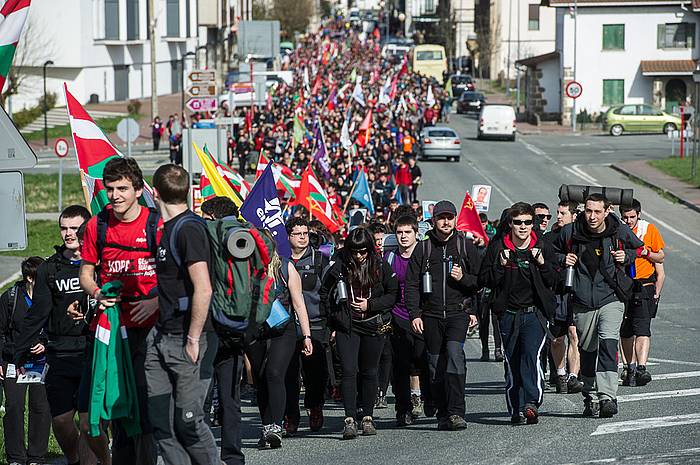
[405,200,481,431]
[284,217,331,434]
[532,202,551,233]
[479,203,557,425]
[619,199,665,386]
[14,205,95,465]
[79,157,160,465]
[146,164,219,464]
[553,194,643,418]
[388,215,430,426]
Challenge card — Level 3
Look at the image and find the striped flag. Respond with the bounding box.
[295,165,339,233]
[199,172,216,201]
[193,142,243,207]
[201,145,250,198]
[64,84,155,214]
[0,0,31,92]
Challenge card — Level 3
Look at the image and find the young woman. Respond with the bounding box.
[320,227,398,439]
[246,232,314,449]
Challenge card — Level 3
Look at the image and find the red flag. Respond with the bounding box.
[295,166,340,233]
[311,75,322,95]
[372,27,380,41]
[398,53,408,78]
[245,109,252,132]
[255,150,269,181]
[456,191,489,244]
[356,109,372,147]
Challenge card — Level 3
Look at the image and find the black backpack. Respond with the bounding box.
[95,207,160,261]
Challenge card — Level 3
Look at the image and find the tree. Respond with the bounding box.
[269,0,314,38]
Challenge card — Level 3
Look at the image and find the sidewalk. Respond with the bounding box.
[611,159,700,214]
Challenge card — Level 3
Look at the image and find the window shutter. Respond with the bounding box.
[687,23,695,48]
[105,0,119,40]
[657,24,665,48]
[167,0,180,37]
[615,25,624,49]
[614,80,624,105]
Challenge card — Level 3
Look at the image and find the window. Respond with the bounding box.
[528,5,540,31]
[603,80,624,106]
[639,105,662,116]
[602,24,624,50]
[615,105,635,115]
[166,0,180,37]
[126,0,139,40]
[105,0,119,40]
[657,23,696,48]
[416,50,443,61]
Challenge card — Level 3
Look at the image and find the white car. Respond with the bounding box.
[477,104,516,141]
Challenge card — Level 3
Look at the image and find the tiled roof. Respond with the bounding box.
[640,59,697,75]
[515,51,560,67]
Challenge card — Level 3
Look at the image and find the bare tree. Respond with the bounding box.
[269,0,314,38]
[474,2,499,81]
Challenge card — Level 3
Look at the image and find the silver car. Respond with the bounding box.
[418,126,462,162]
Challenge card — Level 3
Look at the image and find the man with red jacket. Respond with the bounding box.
[395,157,413,206]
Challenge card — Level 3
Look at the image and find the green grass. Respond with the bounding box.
[0,221,59,258]
[24,173,85,213]
[649,156,700,188]
[22,115,137,142]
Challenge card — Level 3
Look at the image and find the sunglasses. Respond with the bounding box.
[351,248,369,256]
[512,219,534,226]
[537,214,552,220]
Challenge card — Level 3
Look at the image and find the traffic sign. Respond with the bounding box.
[187,84,217,98]
[188,70,216,82]
[565,81,583,99]
[186,98,218,112]
[117,118,140,143]
[54,138,69,158]
[0,103,37,170]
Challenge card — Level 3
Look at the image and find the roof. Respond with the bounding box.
[640,59,697,76]
[515,51,560,67]
[543,0,693,6]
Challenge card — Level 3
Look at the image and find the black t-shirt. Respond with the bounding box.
[507,248,535,309]
[156,211,212,334]
[581,239,603,278]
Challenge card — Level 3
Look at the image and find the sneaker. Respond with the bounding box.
[410,394,423,418]
[309,407,324,432]
[494,349,504,362]
[424,400,437,418]
[523,405,539,424]
[396,412,414,427]
[548,372,558,387]
[567,375,584,394]
[583,398,599,417]
[480,350,489,361]
[636,366,652,386]
[361,416,377,435]
[342,417,358,440]
[264,424,283,448]
[624,367,638,387]
[257,430,267,449]
[599,399,618,418]
[510,413,526,425]
[555,375,567,394]
[283,415,299,436]
[375,392,388,409]
[448,414,468,430]
[619,367,629,386]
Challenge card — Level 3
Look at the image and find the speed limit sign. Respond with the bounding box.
[54,138,69,158]
[565,81,583,99]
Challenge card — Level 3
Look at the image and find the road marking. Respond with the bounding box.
[653,371,700,381]
[521,140,546,155]
[649,357,700,367]
[600,150,614,154]
[617,388,700,403]
[466,161,514,204]
[561,143,591,147]
[35,164,50,168]
[561,447,700,463]
[564,165,598,185]
[590,413,700,436]
[0,271,21,290]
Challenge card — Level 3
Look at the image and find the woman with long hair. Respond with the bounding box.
[320,227,398,439]
[246,231,313,449]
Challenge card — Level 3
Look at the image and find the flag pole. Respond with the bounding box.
[342,169,361,214]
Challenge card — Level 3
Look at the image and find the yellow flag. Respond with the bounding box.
[193,142,242,207]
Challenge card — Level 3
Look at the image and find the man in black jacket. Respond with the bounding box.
[553,193,643,418]
[405,200,481,430]
[479,202,557,425]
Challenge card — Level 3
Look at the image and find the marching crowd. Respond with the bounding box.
[0,17,666,465]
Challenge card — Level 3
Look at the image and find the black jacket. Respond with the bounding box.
[479,232,557,318]
[0,281,43,363]
[14,248,88,364]
[405,230,481,320]
[319,254,398,334]
[291,246,330,324]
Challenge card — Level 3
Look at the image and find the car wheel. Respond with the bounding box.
[610,124,624,136]
[663,122,677,134]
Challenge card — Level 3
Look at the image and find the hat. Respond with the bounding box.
[433,200,457,218]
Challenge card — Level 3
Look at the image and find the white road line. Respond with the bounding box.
[0,271,21,290]
[600,150,614,154]
[649,357,700,367]
[617,388,700,403]
[466,161,514,204]
[561,143,591,147]
[564,166,598,185]
[521,140,546,156]
[653,371,700,381]
[561,447,700,464]
[571,164,599,183]
[590,413,700,436]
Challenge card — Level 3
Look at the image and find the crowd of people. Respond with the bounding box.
[0,17,666,465]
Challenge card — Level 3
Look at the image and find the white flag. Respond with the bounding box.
[340,118,352,149]
[351,80,366,107]
[426,85,435,107]
[378,76,392,105]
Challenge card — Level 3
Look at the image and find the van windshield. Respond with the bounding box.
[416,50,443,61]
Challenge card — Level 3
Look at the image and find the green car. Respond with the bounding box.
[603,104,682,136]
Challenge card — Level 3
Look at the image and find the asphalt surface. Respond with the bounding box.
[229,115,700,464]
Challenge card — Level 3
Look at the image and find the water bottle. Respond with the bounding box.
[336,277,348,302]
[564,266,575,288]
[422,271,433,294]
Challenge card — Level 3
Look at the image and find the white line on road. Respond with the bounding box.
[466,161,514,204]
[617,388,700,403]
[590,413,700,436]
[561,143,591,147]
[649,357,700,367]
[564,166,598,185]
[653,371,700,381]
[521,140,546,156]
[600,150,614,154]
[0,271,21,290]
[561,447,700,464]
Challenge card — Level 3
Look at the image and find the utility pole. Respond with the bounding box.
[149,0,158,120]
[572,0,578,132]
[506,0,512,96]
[515,0,521,112]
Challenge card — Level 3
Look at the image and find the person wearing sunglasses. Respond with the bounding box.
[479,202,558,425]
[319,227,398,440]
[532,202,552,233]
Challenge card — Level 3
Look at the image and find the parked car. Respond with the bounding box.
[419,126,462,162]
[603,104,682,136]
[457,91,486,114]
[477,104,516,141]
[450,74,475,98]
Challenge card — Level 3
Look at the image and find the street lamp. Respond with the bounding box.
[692,65,700,177]
[180,51,196,116]
[43,60,54,146]
[195,45,208,69]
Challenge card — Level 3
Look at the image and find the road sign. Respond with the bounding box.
[54,138,69,158]
[566,81,583,99]
[117,118,140,143]
[187,84,217,98]
[0,103,37,170]
[0,171,27,251]
[188,70,216,82]
[186,98,218,112]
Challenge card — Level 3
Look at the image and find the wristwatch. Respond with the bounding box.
[303,335,312,340]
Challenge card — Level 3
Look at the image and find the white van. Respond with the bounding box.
[477,104,516,141]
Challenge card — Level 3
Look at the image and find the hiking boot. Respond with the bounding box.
[599,399,618,418]
[523,405,539,424]
[623,367,638,387]
[510,413,526,425]
[283,415,299,436]
[342,417,358,440]
[361,416,377,435]
[396,412,414,427]
[583,398,599,417]
[424,400,437,418]
[411,394,423,418]
[494,349,504,362]
[567,375,584,394]
[480,349,489,361]
[375,392,388,409]
[265,424,283,448]
[555,375,567,394]
[448,415,468,430]
[636,366,652,386]
[308,407,324,432]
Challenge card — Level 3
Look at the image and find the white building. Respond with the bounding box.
[11,0,204,110]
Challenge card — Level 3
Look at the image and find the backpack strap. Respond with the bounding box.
[421,238,432,275]
[95,209,110,259]
[169,213,207,269]
[386,251,396,267]
[96,207,160,257]
[45,256,61,295]
[456,232,468,269]
[7,284,19,330]
[145,208,161,259]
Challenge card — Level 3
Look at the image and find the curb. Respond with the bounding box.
[610,163,700,215]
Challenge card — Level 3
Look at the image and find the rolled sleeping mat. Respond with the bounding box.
[225,227,256,259]
[558,184,634,207]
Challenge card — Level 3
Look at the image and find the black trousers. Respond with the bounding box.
[285,331,328,420]
[391,317,431,415]
[335,331,386,419]
[152,135,160,151]
[423,313,468,420]
[2,362,51,463]
[215,343,244,465]
[479,302,502,352]
[377,334,393,394]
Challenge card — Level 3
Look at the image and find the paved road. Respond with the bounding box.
[230,116,700,464]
